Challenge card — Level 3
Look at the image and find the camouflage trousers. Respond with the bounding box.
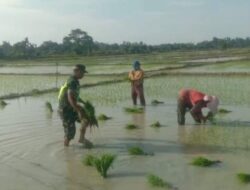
[58,107,80,140]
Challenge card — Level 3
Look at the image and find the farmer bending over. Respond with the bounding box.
[128,61,146,106]
[58,64,91,146]
[177,88,219,125]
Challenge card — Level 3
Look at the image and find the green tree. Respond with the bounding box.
[63,29,93,55]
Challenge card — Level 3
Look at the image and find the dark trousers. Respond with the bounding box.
[177,98,191,125]
[131,83,146,106]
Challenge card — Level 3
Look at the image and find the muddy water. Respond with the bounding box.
[1,95,250,190]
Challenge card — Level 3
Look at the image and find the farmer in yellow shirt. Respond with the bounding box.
[128,61,146,106]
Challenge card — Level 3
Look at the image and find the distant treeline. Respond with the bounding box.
[0,28,250,59]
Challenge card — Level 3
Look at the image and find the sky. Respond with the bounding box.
[0,0,249,45]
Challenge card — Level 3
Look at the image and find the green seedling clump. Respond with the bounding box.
[191,157,221,167]
[151,99,164,105]
[147,174,172,189]
[128,146,146,155]
[82,101,98,128]
[124,107,144,113]
[98,114,112,121]
[218,108,232,114]
[93,154,116,178]
[83,154,95,166]
[237,173,250,184]
[0,100,7,107]
[31,89,41,95]
[125,124,139,130]
[45,101,53,112]
[150,121,161,128]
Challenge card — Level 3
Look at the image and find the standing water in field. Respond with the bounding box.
[1,76,250,190]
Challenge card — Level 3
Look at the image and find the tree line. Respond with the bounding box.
[0,28,250,59]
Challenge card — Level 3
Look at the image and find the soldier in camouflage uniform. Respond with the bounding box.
[58,64,91,146]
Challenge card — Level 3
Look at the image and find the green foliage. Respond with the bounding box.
[218,108,232,114]
[92,154,116,178]
[124,107,144,113]
[191,157,221,167]
[237,173,250,184]
[147,174,171,188]
[150,121,161,128]
[82,101,98,128]
[0,100,7,107]
[45,101,53,112]
[128,147,145,155]
[125,124,139,130]
[151,99,164,105]
[97,114,112,121]
[82,154,95,166]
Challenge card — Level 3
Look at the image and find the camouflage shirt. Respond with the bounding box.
[58,76,80,109]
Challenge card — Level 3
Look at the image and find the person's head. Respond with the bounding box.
[133,60,141,70]
[73,64,88,79]
[203,95,219,114]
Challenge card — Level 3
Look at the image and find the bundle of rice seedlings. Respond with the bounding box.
[237,173,250,184]
[98,114,112,121]
[147,174,172,189]
[0,100,7,107]
[82,101,98,128]
[191,157,221,167]
[151,100,164,105]
[206,112,215,122]
[93,154,116,178]
[150,121,161,128]
[124,107,144,113]
[45,101,53,112]
[125,124,139,130]
[82,154,95,166]
[218,108,232,114]
[128,146,145,155]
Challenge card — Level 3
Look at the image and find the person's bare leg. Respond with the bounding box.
[64,137,70,146]
[78,121,93,147]
[78,121,88,143]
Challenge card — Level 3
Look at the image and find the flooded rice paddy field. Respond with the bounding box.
[1,76,250,190]
[0,75,122,97]
[177,60,250,74]
[0,63,179,75]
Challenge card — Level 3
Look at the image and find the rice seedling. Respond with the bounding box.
[0,100,7,107]
[82,154,95,166]
[45,101,53,112]
[92,153,116,178]
[150,121,161,128]
[147,174,172,189]
[31,89,41,95]
[97,114,112,121]
[237,173,250,184]
[128,146,146,155]
[151,99,164,105]
[218,108,232,114]
[82,101,98,128]
[125,124,139,130]
[191,156,221,167]
[124,107,144,113]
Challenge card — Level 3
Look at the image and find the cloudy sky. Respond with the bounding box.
[0,0,249,45]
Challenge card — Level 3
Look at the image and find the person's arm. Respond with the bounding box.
[67,90,81,112]
[190,101,206,123]
[128,71,134,81]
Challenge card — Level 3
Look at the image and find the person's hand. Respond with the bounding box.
[202,117,207,124]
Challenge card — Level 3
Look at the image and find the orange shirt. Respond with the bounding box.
[128,70,144,81]
[179,89,205,106]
